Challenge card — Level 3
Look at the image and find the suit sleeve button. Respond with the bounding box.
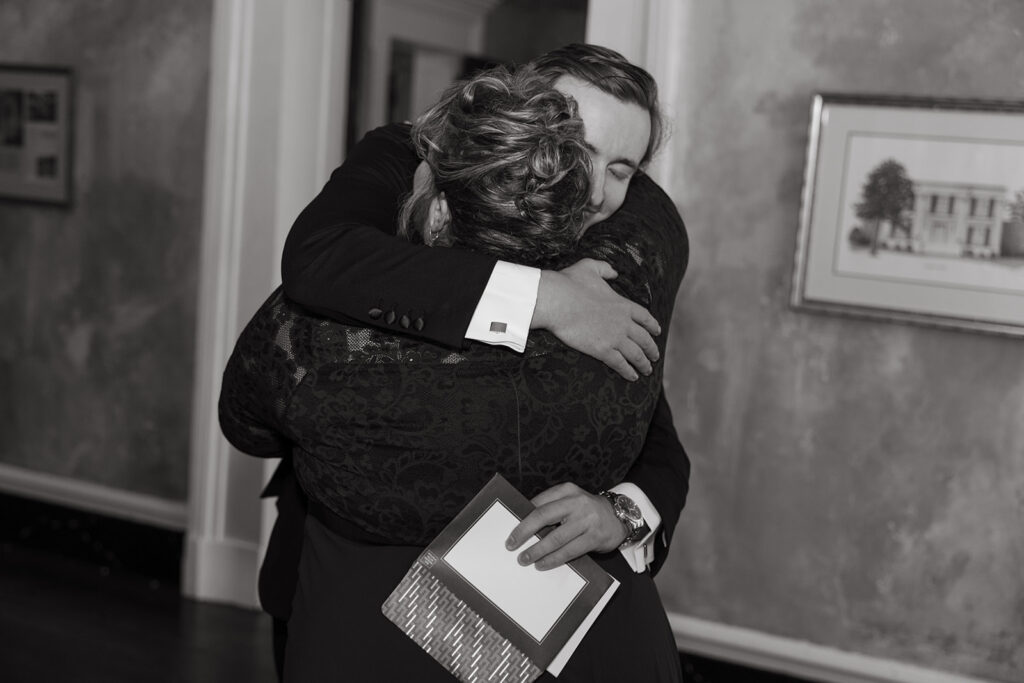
[368,307,383,320]
[385,310,396,324]
[414,317,425,331]
[400,314,411,329]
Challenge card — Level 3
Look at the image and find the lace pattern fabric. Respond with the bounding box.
[220,173,687,546]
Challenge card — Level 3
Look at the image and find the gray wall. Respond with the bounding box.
[658,2,1024,681]
[0,1,212,500]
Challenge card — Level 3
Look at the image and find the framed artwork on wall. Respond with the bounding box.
[792,94,1024,337]
[0,64,73,206]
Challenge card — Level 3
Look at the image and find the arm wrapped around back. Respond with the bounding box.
[220,170,686,547]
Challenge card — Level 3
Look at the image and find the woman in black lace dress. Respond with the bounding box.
[220,66,687,681]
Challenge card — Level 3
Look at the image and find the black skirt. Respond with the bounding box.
[284,513,682,682]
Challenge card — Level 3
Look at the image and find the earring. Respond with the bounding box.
[427,224,442,245]
[427,204,442,245]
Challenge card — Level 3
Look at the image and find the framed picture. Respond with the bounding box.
[792,94,1024,336]
[0,64,73,205]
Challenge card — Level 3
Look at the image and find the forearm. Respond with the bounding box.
[280,123,498,348]
[283,221,497,348]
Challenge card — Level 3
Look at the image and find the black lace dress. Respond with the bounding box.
[220,127,688,681]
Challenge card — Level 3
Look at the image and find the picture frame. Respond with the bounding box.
[0,64,73,206]
[792,93,1024,337]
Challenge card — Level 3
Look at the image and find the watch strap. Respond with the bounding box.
[599,490,647,547]
[609,483,662,573]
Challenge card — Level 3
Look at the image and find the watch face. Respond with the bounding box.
[614,495,643,525]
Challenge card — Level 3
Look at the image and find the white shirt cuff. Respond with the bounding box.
[465,262,540,353]
[610,482,662,573]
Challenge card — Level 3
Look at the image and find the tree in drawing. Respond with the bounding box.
[855,159,915,255]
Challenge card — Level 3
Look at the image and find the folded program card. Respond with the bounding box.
[382,474,619,682]
[443,501,587,641]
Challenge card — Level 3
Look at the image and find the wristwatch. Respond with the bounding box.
[599,490,650,548]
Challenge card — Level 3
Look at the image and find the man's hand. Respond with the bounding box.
[505,483,627,571]
[532,259,660,381]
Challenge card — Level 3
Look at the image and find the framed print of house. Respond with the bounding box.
[792,94,1024,337]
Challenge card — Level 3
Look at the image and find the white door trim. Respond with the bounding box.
[585,0,689,190]
[184,0,352,608]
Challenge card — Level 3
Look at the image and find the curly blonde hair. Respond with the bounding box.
[399,65,591,266]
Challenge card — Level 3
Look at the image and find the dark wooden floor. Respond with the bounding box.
[0,542,276,683]
[0,493,813,682]
[0,544,816,683]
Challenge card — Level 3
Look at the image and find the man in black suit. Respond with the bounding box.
[235,44,690,677]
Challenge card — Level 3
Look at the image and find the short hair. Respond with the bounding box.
[530,43,664,167]
[400,66,591,266]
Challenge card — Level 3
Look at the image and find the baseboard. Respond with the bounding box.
[182,533,260,609]
[0,463,187,530]
[669,613,997,683]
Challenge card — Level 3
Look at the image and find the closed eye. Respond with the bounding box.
[609,166,633,182]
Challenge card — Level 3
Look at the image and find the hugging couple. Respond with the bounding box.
[220,42,691,682]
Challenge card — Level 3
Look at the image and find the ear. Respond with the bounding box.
[427,192,452,246]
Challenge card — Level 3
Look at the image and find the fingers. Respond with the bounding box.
[627,325,660,364]
[595,261,618,281]
[602,337,657,381]
[547,258,664,381]
[506,483,582,552]
[619,338,653,377]
[533,536,596,571]
[601,350,640,382]
[595,326,661,380]
[514,520,585,569]
[504,489,622,570]
[506,500,570,551]
[621,304,661,373]
[630,304,661,337]
[563,258,617,282]
[530,482,580,508]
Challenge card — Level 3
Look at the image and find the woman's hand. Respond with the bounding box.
[532,259,660,381]
[505,482,627,570]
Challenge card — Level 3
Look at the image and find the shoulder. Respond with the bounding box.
[613,173,686,239]
[362,122,414,147]
[337,122,417,175]
[354,123,415,157]
[569,173,689,312]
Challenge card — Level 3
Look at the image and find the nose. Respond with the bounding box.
[588,172,605,212]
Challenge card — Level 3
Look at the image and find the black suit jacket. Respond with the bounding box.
[244,124,689,619]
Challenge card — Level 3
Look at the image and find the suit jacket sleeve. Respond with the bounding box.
[628,391,690,576]
[280,123,498,349]
[577,173,691,577]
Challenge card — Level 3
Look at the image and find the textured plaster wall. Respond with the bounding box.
[0,1,212,500]
[658,2,1024,680]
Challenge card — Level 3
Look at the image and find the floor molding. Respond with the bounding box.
[669,613,996,683]
[0,463,187,531]
[182,534,260,609]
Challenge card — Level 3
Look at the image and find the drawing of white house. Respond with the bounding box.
[880,181,1006,258]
